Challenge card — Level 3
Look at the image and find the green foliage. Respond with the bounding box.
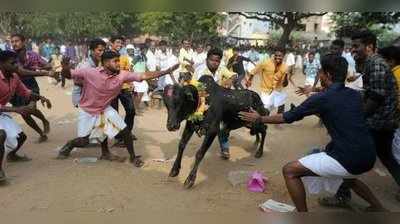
[137,12,224,45]
[0,12,222,44]
[331,12,400,38]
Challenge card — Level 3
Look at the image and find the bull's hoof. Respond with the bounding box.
[169,168,180,177]
[255,151,263,158]
[184,176,196,189]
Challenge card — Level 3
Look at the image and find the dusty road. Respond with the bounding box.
[1,74,399,214]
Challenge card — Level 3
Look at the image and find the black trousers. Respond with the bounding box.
[111,89,136,139]
[335,129,400,200]
[233,73,246,90]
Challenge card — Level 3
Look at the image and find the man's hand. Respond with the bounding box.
[245,78,252,88]
[39,96,52,109]
[296,86,313,96]
[15,105,35,116]
[166,63,180,74]
[346,75,359,82]
[239,109,261,123]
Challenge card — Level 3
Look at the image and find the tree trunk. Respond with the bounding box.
[278,24,294,48]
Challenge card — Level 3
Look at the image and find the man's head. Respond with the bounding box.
[149,41,156,52]
[232,47,240,56]
[89,38,107,62]
[110,36,124,52]
[308,51,315,62]
[101,50,120,74]
[10,34,26,51]
[319,54,348,88]
[351,29,377,63]
[273,47,285,65]
[54,47,60,55]
[159,40,168,52]
[182,39,191,51]
[206,48,223,72]
[378,46,400,69]
[126,44,135,56]
[0,50,19,74]
[330,39,345,56]
[195,44,204,54]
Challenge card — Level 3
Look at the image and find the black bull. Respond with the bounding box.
[163,75,269,189]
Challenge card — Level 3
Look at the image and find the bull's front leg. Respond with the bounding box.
[184,127,218,189]
[169,121,195,177]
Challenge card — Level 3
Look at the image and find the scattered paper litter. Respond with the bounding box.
[374,168,388,177]
[259,199,295,212]
[227,171,251,187]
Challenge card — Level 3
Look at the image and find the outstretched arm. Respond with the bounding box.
[137,64,179,82]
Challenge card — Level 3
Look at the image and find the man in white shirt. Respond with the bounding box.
[179,39,194,73]
[192,44,207,75]
[156,40,177,90]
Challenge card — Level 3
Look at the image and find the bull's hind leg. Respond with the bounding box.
[255,133,260,145]
[184,130,217,189]
[170,122,195,177]
[255,126,267,158]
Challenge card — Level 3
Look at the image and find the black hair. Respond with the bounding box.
[101,50,120,63]
[331,39,345,48]
[320,54,348,83]
[89,38,107,51]
[0,50,17,62]
[351,29,377,49]
[110,35,124,43]
[159,40,167,46]
[274,46,286,54]
[10,33,25,42]
[378,46,400,64]
[207,48,223,59]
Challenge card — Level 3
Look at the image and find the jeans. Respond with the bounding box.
[335,129,400,200]
[111,89,136,139]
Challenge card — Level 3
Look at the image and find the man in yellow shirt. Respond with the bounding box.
[246,47,288,114]
[110,36,137,144]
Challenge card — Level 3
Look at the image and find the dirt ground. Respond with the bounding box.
[1,73,400,214]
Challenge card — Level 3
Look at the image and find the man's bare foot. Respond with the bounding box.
[130,156,144,167]
[43,120,50,134]
[7,154,32,162]
[56,153,70,160]
[37,135,48,143]
[100,153,126,162]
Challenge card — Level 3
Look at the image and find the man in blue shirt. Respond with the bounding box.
[239,54,385,212]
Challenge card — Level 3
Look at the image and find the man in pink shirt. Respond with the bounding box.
[0,51,51,182]
[57,51,179,167]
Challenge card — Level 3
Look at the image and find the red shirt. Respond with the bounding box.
[0,71,32,107]
[71,67,141,115]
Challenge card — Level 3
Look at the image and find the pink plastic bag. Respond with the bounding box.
[247,171,267,193]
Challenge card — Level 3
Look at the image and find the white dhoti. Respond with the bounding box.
[133,81,150,102]
[260,91,287,111]
[392,128,400,164]
[77,106,126,143]
[0,113,23,154]
[299,152,355,194]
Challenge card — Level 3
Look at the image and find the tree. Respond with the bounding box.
[137,12,224,45]
[229,12,327,47]
[331,12,400,38]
